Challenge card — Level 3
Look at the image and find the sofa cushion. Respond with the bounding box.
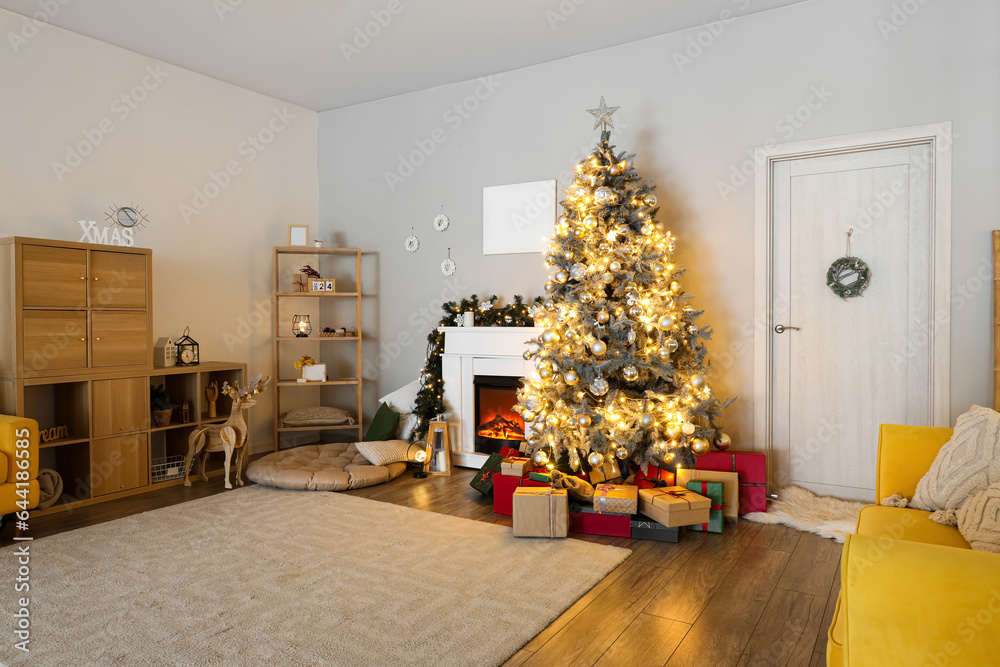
[246,442,406,491]
[379,380,421,440]
[363,403,399,441]
[0,451,6,484]
[911,405,1000,512]
[856,505,970,550]
[957,484,1000,553]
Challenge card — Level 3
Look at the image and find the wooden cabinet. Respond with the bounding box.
[91,311,148,367]
[91,434,148,496]
[0,237,152,378]
[21,310,88,372]
[93,377,147,437]
[21,245,87,308]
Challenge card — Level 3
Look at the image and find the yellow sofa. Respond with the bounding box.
[0,415,40,531]
[827,424,1000,666]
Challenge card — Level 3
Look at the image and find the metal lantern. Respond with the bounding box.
[292,315,312,337]
[175,326,199,366]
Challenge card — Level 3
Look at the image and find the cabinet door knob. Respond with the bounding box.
[80,276,86,280]
[95,337,101,341]
[79,337,86,341]
[93,277,99,281]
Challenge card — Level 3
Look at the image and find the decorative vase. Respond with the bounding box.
[155,409,172,427]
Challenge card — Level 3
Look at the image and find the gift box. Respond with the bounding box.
[686,480,725,533]
[499,445,521,458]
[513,488,568,538]
[588,458,623,485]
[569,503,631,538]
[493,473,528,515]
[501,457,532,477]
[638,486,710,528]
[470,453,503,496]
[630,514,680,542]
[593,484,638,515]
[696,450,768,513]
[676,468,739,522]
[634,465,675,490]
[301,363,327,382]
[529,469,551,483]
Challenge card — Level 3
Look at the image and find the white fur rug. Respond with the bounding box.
[743,486,868,542]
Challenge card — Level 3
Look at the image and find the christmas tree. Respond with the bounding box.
[515,98,732,473]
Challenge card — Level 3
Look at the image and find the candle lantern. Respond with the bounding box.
[292,315,312,337]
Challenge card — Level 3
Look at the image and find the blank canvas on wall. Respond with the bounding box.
[482,180,556,255]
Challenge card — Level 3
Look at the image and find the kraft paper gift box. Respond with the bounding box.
[630,514,680,542]
[588,458,623,485]
[675,468,739,522]
[592,483,639,515]
[470,453,503,496]
[493,473,528,516]
[513,488,569,538]
[569,503,631,538]
[500,457,532,477]
[695,450,768,513]
[638,486,710,528]
[685,479,725,533]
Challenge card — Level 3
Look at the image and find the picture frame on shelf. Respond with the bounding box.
[288,224,309,246]
[427,421,452,476]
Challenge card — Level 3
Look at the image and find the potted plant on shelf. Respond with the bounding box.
[151,384,172,427]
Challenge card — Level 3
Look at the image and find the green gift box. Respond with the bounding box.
[529,470,552,483]
[470,453,504,496]
[685,479,725,533]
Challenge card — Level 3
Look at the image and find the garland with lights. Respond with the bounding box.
[410,294,542,442]
[514,107,734,475]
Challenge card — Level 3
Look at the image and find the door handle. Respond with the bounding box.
[774,324,801,334]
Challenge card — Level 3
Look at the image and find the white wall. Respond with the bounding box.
[318,0,1000,445]
[0,9,319,451]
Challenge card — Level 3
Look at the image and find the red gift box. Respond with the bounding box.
[695,450,767,513]
[568,504,631,538]
[634,466,675,490]
[493,474,531,515]
[498,446,521,458]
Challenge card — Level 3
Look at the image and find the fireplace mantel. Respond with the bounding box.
[439,326,541,468]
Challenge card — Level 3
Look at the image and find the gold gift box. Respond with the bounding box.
[500,457,532,477]
[513,488,568,538]
[638,486,710,528]
[589,458,623,485]
[676,468,740,521]
[592,483,638,515]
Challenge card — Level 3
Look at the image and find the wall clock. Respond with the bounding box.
[106,202,149,230]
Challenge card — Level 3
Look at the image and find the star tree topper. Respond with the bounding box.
[586,96,620,131]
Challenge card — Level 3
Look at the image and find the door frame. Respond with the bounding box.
[753,122,953,491]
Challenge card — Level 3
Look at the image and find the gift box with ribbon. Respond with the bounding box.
[638,486,710,528]
[695,450,768,513]
[470,453,503,497]
[630,514,680,542]
[685,479,725,533]
[513,487,569,538]
[529,469,552,483]
[588,458,623,485]
[498,445,521,459]
[634,465,676,490]
[675,468,739,522]
[568,503,631,538]
[592,483,638,515]
[500,457,532,477]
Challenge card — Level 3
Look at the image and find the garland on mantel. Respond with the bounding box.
[411,294,542,442]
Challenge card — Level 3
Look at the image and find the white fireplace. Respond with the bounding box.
[439,326,541,468]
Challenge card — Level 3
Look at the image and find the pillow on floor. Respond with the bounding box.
[379,380,421,440]
[911,405,1000,511]
[364,403,400,442]
[281,407,355,427]
[355,439,411,466]
[957,484,1000,553]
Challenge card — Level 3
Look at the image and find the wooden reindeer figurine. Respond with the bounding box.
[184,373,270,489]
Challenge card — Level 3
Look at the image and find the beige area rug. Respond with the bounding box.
[0,487,629,666]
[743,486,868,542]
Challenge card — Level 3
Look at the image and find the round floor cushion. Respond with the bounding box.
[246,442,407,491]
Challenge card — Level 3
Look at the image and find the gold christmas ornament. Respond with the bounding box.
[602,272,614,284]
[715,432,732,451]
[644,194,658,207]
[670,281,682,293]
[533,449,550,466]
[682,422,696,436]
[658,315,675,330]
[539,367,553,379]
[596,310,610,324]
[573,228,584,238]
[590,340,607,356]
[544,281,556,293]
[578,414,592,428]
[652,262,665,273]
[587,451,605,468]
[546,414,560,426]
[666,338,679,352]
[640,413,654,428]
[580,292,593,304]
[609,165,620,176]
[628,305,643,318]
[564,370,580,385]
[615,445,629,459]
[665,425,681,440]
[554,270,568,283]
[690,374,706,389]
[623,365,639,381]
[522,350,533,361]
[522,410,536,422]
[641,224,653,235]
[609,261,621,272]
[541,330,559,345]
[657,347,670,359]
[691,438,710,455]
[584,215,598,229]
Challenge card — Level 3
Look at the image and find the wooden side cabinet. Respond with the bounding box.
[93,377,148,437]
[91,433,149,497]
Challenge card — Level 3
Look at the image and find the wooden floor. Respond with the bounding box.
[4,465,841,667]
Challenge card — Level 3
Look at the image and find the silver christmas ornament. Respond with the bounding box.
[602,272,614,284]
[688,325,699,335]
[682,422,696,435]
[541,330,558,345]
[609,261,621,272]
[690,374,706,389]
[591,377,609,395]
[628,305,642,318]
[666,338,679,352]
[571,263,587,280]
[623,365,638,381]
[644,194,658,207]
[590,340,607,356]
[538,367,552,379]
[627,329,636,343]
[658,315,675,330]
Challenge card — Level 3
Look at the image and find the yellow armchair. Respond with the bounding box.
[0,415,40,531]
[828,424,1000,666]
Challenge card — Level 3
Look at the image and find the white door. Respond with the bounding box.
[755,124,952,502]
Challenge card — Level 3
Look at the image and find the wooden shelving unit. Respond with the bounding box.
[273,247,362,451]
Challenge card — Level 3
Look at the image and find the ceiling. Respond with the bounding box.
[0,0,809,111]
